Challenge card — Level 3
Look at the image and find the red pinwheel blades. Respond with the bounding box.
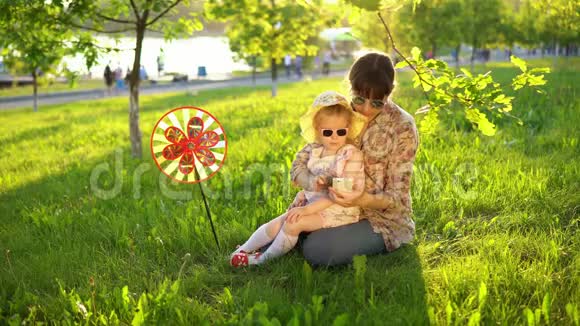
[150,106,227,184]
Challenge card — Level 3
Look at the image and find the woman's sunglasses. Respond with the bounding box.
[351,95,385,109]
[320,128,348,137]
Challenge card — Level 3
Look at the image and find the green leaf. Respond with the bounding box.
[346,0,381,11]
[466,108,496,136]
[534,308,542,325]
[131,293,148,326]
[476,79,489,90]
[524,308,535,326]
[419,108,440,135]
[565,303,578,325]
[303,261,312,289]
[467,311,481,326]
[428,306,436,325]
[529,67,551,74]
[446,301,454,325]
[460,68,473,78]
[332,313,350,326]
[411,47,421,61]
[542,293,551,325]
[394,60,409,69]
[412,75,422,88]
[478,282,488,310]
[510,55,527,72]
[493,94,507,104]
[122,285,130,308]
[527,74,547,87]
[501,102,513,113]
[512,74,527,90]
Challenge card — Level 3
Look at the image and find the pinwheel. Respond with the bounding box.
[151,106,227,249]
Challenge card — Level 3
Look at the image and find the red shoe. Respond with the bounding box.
[230,250,249,267]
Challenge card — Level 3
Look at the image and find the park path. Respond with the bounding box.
[0,71,347,111]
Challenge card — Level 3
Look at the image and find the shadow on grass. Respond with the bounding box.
[315,244,429,325]
[226,243,429,324]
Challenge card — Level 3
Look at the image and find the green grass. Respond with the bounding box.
[0,59,578,325]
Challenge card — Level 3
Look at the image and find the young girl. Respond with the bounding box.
[230,91,366,267]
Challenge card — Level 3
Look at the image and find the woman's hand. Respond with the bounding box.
[329,187,365,207]
[286,207,308,224]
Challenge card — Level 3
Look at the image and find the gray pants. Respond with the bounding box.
[260,219,386,267]
[300,219,387,267]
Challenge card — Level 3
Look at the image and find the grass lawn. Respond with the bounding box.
[0,59,578,324]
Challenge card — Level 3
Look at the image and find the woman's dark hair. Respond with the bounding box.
[348,52,395,100]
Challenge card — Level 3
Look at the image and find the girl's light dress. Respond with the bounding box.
[293,144,361,228]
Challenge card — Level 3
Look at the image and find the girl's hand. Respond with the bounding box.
[287,191,307,210]
[286,207,307,224]
[329,187,365,207]
[311,175,328,192]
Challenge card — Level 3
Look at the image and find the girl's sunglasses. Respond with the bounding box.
[351,95,385,109]
[320,128,348,137]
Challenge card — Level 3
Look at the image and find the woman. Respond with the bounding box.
[290,52,420,266]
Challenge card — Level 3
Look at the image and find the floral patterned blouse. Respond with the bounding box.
[290,102,419,252]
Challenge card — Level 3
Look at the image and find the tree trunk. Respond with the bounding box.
[271,57,277,97]
[32,69,38,112]
[129,20,146,158]
[252,55,256,86]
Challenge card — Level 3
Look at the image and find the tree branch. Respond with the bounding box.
[70,40,135,52]
[96,13,136,25]
[146,0,182,27]
[145,26,164,34]
[69,21,135,34]
[129,0,141,20]
[378,12,473,109]
[377,12,429,102]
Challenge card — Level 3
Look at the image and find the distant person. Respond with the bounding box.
[139,65,148,81]
[451,48,459,64]
[103,64,114,95]
[295,55,303,79]
[124,67,132,86]
[157,49,165,78]
[314,55,320,75]
[284,54,292,78]
[323,51,331,76]
[114,65,124,93]
[483,49,490,62]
